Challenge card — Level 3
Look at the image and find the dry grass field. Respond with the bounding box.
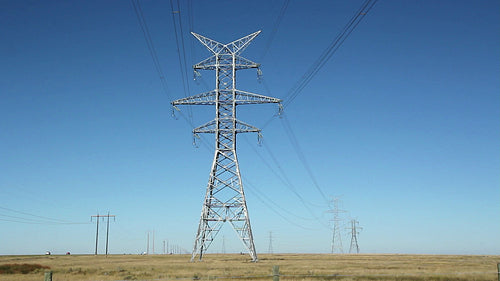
[0,253,498,281]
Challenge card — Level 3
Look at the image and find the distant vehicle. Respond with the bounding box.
[45,251,51,255]
[66,252,71,255]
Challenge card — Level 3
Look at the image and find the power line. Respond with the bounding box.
[255,66,331,211]
[0,206,72,224]
[130,0,172,100]
[244,136,325,217]
[242,176,316,231]
[280,113,330,205]
[0,217,88,225]
[259,0,290,61]
[282,0,378,108]
[261,0,379,128]
[0,213,64,224]
[131,0,210,147]
[169,0,193,121]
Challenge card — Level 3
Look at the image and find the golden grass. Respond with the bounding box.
[0,253,498,281]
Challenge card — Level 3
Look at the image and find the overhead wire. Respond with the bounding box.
[261,0,379,129]
[185,0,212,92]
[243,137,320,222]
[186,0,197,70]
[0,218,89,225]
[242,177,315,230]
[259,0,290,61]
[183,0,214,149]
[253,70,331,221]
[279,113,330,205]
[0,206,89,225]
[249,0,379,214]
[0,206,69,223]
[169,0,194,122]
[0,213,58,223]
[130,0,212,151]
[244,0,329,225]
[282,0,378,108]
[130,0,172,100]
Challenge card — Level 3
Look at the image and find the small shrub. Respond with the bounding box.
[0,263,50,274]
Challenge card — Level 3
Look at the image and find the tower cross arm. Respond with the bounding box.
[192,119,261,134]
[228,30,261,55]
[191,32,226,54]
[235,90,282,105]
[172,91,217,106]
[234,56,260,70]
[194,56,217,70]
[191,30,261,55]
[193,119,216,134]
[194,55,260,70]
[235,119,260,134]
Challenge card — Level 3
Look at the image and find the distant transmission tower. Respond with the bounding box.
[327,198,346,253]
[268,231,274,254]
[347,219,362,253]
[221,235,226,254]
[172,31,282,262]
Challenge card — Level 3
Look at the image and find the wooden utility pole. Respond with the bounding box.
[92,213,99,255]
[91,213,116,255]
[146,231,150,255]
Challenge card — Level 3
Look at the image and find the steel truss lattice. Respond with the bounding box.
[172,31,281,262]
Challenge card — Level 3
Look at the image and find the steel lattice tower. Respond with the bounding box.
[328,197,346,254]
[172,31,281,262]
[348,219,362,254]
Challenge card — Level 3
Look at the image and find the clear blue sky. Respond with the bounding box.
[1,0,498,256]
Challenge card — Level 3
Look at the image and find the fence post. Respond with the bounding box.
[272,265,279,281]
[497,263,500,281]
[44,271,52,281]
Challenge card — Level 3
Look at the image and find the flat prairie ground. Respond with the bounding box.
[0,253,498,281]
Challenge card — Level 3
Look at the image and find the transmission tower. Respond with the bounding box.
[172,31,281,262]
[221,235,226,254]
[268,231,274,254]
[347,219,362,254]
[327,197,346,253]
